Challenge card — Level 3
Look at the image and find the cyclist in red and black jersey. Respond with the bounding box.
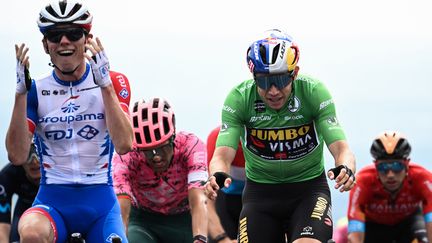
[347,131,432,243]
[207,126,244,243]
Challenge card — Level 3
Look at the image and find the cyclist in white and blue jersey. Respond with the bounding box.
[5,1,134,242]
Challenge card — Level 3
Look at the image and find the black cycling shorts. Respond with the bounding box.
[213,191,242,241]
[364,207,428,243]
[238,172,332,243]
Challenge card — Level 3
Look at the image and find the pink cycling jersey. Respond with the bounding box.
[113,131,208,215]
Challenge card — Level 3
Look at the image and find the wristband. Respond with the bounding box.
[193,234,207,243]
[213,232,228,242]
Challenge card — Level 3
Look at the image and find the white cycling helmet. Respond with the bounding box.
[37,0,93,34]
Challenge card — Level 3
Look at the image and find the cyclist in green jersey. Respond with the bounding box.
[205,29,356,243]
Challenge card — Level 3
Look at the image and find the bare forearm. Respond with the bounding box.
[209,146,236,175]
[207,198,226,238]
[100,85,133,154]
[117,197,131,234]
[189,190,208,237]
[6,93,31,165]
[427,222,432,243]
[347,232,363,243]
[191,205,207,237]
[329,140,356,173]
[0,223,11,243]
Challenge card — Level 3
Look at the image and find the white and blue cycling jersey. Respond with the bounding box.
[26,64,131,185]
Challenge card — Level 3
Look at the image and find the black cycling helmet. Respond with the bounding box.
[370,131,411,160]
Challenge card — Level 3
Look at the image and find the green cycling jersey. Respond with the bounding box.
[217,74,346,184]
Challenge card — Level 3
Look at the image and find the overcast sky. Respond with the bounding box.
[1,0,431,221]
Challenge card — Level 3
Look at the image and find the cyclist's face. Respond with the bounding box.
[44,25,87,77]
[255,67,298,111]
[375,160,407,192]
[23,155,41,184]
[256,79,293,110]
[139,141,174,173]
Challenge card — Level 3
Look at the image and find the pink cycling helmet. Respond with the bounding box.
[131,98,175,149]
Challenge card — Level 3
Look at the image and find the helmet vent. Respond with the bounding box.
[259,45,267,64]
[134,132,142,144]
[78,12,90,21]
[132,116,138,128]
[59,1,67,15]
[69,4,83,17]
[46,6,60,18]
[163,117,169,135]
[142,108,148,121]
[153,98,159,108]
[152,112,158,124]
[271,44,280,64]
[163,101,170,112]
[144,126,151,143]
[154,129,161,141]
[132,102,138,113]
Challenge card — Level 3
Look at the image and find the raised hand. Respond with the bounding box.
[15,43,31,94]
[85,37,112,87]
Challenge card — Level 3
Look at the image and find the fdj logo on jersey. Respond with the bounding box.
[46,129,73,140]
[45,125,99,141]
[246,123,319,160]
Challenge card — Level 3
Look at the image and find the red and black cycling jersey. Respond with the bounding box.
[348,163,432,225]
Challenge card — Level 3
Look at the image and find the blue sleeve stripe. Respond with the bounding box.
[27,80,39,124]
[348,220,365,233]
[424,212,432,223]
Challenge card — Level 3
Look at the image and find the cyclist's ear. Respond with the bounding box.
[293,66,300,78]
[86,33,93,42]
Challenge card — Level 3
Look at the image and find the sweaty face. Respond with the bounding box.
[375,160,407,192]
[44,25,87,79]
[139,141,174,173]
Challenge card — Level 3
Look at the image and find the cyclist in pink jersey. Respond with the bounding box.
[347,131,432,243]
[113,98,209,243]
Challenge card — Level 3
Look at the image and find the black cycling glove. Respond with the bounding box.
[213,172,231,189]
[328,165,355,182]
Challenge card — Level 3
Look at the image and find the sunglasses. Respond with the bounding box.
[45,28,87,43]
[254,72,293,90]
[376,161,406,173]
[139,142,173,159]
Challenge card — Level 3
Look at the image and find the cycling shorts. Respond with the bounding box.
[23,184,127,243]
[212,191,242,241]
[362,207,428,243]
[238,172,332,243]
[127,206,192,243]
